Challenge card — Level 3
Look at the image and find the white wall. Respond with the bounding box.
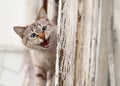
[0,0,26,47]
[0,0,27,86]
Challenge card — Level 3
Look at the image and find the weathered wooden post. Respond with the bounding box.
[55,0,113,86]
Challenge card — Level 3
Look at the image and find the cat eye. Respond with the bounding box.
[42,26,47,31]
[30,33,37,38]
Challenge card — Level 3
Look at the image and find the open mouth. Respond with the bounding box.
[40,38,50,48]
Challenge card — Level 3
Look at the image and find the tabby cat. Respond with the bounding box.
[13,7,57,86]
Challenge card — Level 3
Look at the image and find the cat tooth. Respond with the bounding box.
[44,44,49,48]
[45,33,49,39]
[39,39,44,43]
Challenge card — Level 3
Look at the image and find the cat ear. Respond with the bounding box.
[13,26,26,38]
[36,7,47,20]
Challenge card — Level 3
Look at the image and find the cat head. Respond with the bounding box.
[13,7,56,51]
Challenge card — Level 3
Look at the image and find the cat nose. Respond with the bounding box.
[38,32,45,39]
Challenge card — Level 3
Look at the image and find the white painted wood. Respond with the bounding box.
[106,0,116,86]
[55,0,78,86]
[47,0,58,23]
[75,0,100,85]
[55,0,113,86]
[95,0,114,86]
[113,0,120,86]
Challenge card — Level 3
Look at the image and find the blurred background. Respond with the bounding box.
[0,0,26,86]
[0,0,119,86]
[0,0,41,86]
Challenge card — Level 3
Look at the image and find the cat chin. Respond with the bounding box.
[37,45,50,50]
[26,44,51,51]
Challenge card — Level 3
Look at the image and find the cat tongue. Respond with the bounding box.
[44,42,49,48]
[40,40,49,48]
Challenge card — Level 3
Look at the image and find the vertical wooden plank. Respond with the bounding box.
[113,0,120,86]
[55,0,113,86]
[95,0,113,86]
[47,0,58,23]
[74,0,83,86]
[75,0,100,86]
[95,0,109,85]
[106,0,116,86]
[55,0,78,86]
